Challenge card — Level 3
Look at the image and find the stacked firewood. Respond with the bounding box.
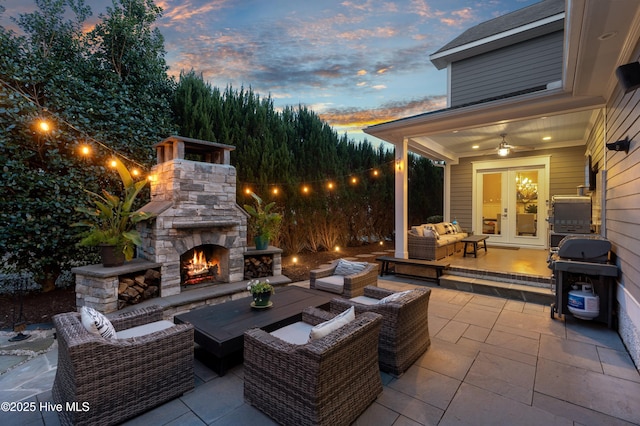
[118,269,161,309]
[244,255,273,279]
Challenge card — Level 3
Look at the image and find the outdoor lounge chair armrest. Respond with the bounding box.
[109,305,164,331]
[301,306,336,326]
[364,286,394,299]
[309,263,338,280]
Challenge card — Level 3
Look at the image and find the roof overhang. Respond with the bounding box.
[364,0,640,165]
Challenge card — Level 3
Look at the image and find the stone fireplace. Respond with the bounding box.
[73,136,287,314]
[136,136,248,296]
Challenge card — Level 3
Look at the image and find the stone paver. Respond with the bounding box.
[1,277,639,426]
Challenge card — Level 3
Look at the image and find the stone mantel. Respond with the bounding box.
[172,220,241,229]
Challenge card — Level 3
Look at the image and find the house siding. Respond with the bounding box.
[604,48,640,367]
[450,146,584,234]
[451,31,563,107]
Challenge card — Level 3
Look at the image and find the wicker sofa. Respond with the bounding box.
[310,258,378,298]
[330,286,431,376]
[244,307,383,426]
[408,222,468,260]
[52,306,194,426]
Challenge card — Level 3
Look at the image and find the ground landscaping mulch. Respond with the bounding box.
[0,243,388,330]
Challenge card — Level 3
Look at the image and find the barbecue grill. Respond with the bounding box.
[548,235,618,327]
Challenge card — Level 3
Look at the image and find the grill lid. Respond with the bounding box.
[557,235,610,262]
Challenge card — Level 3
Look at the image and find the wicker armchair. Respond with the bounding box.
[309,259,378,298]
[244,307,383,426]
[52,306,194,426]
[330,286,431,376]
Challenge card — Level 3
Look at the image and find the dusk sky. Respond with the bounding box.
[1,0,539,144]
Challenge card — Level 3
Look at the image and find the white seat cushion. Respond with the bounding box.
[315,275,344,294]
[349,296,379,305]
[116,320,175,339]
[270,321,314,345]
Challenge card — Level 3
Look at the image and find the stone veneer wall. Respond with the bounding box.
[137,158,248,297]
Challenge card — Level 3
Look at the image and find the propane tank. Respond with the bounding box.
[567,283,599,320]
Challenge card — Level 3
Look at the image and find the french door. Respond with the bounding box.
[473,157,549,248]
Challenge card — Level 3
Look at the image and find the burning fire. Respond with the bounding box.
[186,250,219,278]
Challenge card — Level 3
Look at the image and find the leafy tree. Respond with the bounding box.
[0,0,175,291]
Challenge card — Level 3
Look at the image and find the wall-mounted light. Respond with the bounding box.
[615,62,640,93]
[395,159,403,171]
[606,136,631,154]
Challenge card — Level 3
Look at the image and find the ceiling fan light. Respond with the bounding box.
[498,147,509,156]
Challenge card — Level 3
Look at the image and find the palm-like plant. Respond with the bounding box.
[244,192,282,244]
[74,158,155,262]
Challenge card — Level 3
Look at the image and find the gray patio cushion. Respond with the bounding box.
[315,275,344,294]
[116,320,175,339]
[334,259,367,276]
[270,321,313,345]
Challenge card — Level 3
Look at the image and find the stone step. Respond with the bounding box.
[439,274,554,305]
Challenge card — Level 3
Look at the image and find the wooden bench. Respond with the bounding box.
[375,256,450,285]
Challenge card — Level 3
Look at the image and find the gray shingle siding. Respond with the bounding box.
[450,31,563,107]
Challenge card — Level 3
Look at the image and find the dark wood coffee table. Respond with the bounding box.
[461,234,488,257]
[174,286,335,375]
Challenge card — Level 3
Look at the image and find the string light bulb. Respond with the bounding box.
[351,177,358,184]
[272,187,279,195]
[109,159,118,168]
[302,185,309,194]
[327,182,334,190]
[131,168,140,177]
[37,119,51,133]
[79,144,91,156]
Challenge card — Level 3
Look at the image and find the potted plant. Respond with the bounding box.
[247,278,274,307]
[243,192,282,250]
[73,158,155,266]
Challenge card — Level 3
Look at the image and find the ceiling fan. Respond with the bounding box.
[496,133,515,156]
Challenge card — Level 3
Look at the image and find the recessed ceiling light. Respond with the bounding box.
[598,31,617,41]
[452,130,459,133]
[472,145,479,149]
[542,136,552,141]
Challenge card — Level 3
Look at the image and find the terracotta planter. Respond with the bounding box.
[99,244,125,267]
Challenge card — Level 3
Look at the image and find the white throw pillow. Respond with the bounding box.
[422,228,435,238]
[309,306,355,340]
[334,259,367,276]
[378,290,413,304]
[80,306,116,339]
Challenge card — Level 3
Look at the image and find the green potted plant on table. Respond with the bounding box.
[243,192,282,250]
[247,278,274,307]
[73,158,155,267]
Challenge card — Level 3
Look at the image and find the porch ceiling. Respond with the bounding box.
[364,0,640,164]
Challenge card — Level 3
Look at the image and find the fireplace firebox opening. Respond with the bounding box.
[181,244,229,286]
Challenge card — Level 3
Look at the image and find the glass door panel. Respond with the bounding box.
[482,173,502,236]
[515,171,538,237]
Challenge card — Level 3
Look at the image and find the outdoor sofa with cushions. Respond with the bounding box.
[408,222,468,260]
[52,305,194,426]
[330,286,431,376]
[244,306,383,426]
[310,258,378,298]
